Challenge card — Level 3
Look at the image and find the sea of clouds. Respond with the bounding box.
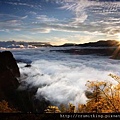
[11,47,120,107]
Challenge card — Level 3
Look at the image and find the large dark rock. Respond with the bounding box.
[25,64,31,67]
[0,51,50,113]
[0,51,20,77]
[0,51,20,94]
[0,51,20,110]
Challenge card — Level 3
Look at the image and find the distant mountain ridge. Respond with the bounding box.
[0,41,52,49]
[77,40,119,47]
[0,40,119,49]
[57,40,119,47]
[50,40,120,59]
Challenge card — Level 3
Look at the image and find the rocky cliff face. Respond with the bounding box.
[0,51,50,113]
[0,51,20,99]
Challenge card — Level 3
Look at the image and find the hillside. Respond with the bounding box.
[56,40,119,47]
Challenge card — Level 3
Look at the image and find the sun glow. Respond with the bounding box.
[117,34,120,42]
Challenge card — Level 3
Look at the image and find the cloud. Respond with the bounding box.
[46,34,98,45]
[0,17,24,32]
[5,2,34,8]
[47,37,69,45]
[36,15,58,23]
[29,11,37,15]
[0,20,21,30]
[68,34,98,44]
[15,0,116,39]
[0,0,119,41]
[64,0,119,14]
[59,0,96,24]
[71,12,88,25]
[0,14,29,32]
[104,26,120,35]
[56,0,120,33]
[21,15,28,19]
[0,13,28,21]
[17,48,120,106]
[9,34,34,42]
[31,21,103,34]
[30,28,51,34]
[4,1,41,9]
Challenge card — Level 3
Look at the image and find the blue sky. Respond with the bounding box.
[0,0,120,45]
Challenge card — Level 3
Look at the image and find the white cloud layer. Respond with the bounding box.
[13,48,120,106]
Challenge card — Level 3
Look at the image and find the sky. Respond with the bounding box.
[0,0,120,45]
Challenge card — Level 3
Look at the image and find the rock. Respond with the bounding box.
[33,96,50,113]
[0,51,50,113]
[0,51,20,110]
[84,90,100,99]
[85,90,96,99]
[0,51,20,92]
[16,87,38,112]
[0,51,20,77]
[25,64,31,67]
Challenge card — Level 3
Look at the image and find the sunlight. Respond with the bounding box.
[117,34,120,42]
[111,34,120,59]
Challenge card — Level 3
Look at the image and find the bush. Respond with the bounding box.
[0,100,18,113]
[45,74,120,113]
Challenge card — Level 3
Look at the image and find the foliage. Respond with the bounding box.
[77,74,120,113]
[45,74,120,113]
[44,106,61,113]
[0,100,18,113]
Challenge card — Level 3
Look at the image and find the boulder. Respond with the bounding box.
[0,51,20,110]
[0,51,20,94]
[0,51,20,77]
[25,64,31,67]
[0,51,50,113]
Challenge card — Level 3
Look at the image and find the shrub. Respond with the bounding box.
[45,74,120,113]
[0,100,18,113]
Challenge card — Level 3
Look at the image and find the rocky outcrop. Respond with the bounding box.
[0,51,20,97]
[0,51,20,77]
[0,51,21,111]
[0,51,50,113]
[25,64,31,67]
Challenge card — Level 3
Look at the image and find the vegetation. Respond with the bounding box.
[0,74,120,120]
[0,100,18,113]
[45,74,120,113]
[44,106,61,113]
[1,73,120,114]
